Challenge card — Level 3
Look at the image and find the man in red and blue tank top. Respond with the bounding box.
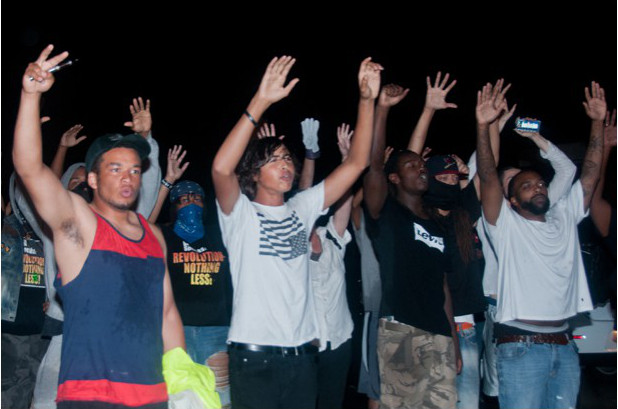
[12,45,186,409]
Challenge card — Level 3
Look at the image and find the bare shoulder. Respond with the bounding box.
[146,219,167,251]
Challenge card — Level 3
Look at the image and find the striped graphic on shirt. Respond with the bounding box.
[257,210,308,260]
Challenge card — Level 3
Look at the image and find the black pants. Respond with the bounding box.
[229,347,318,409]
[1,333,49,409]
[317,339,352,409]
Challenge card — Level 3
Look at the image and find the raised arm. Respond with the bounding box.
[590,109,616,237]
[123,97,162,218]
[148,145,189,223]
[11,45,82,232]
[50,124,87,178]
[407,72,457,154]
[363,84,407,219]
[298,118,320,190]
[322,57,382,210]
[331,123,354,236]
[212,56,299,214]
[513,121,577,204]
[580,81,607,211]
[476,81,510,225]
[470,80,513,199]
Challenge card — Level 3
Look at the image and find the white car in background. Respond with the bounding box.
[571,302,617,374]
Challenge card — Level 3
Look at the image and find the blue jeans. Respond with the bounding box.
[184,326,230,408]
[481,304,499,397]
[456,326,480,409]
[497,340,580,409]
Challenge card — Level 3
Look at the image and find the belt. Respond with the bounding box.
[456,322,474,332]
[228,341,318,356]
[496,333,570,346]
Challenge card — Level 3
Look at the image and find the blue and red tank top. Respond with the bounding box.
[55,210,168,408]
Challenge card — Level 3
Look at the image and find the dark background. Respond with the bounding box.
[3,4,617,217]
[2,4,617,408]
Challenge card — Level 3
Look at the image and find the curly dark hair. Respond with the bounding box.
[236,138,300,200]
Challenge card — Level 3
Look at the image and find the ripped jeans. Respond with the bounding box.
[184,325,230,408]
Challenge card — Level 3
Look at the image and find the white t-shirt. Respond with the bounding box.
[469,142,578,297]
[216,182,327,347]
[310,216,354,351]
[483,180,593,323]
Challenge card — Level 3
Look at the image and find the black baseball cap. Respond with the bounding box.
[425,154,461,177]
[85,133,150,173]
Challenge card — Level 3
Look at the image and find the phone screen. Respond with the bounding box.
[516,118,541,132]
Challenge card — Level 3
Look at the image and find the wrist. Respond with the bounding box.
[161,179,173,189]
[305,149,321,160]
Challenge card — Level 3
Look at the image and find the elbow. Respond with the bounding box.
[211,160,234,179]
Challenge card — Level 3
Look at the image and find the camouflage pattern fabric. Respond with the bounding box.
[377,319,457,409]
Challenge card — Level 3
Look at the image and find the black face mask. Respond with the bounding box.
[423,177,462,210]
[71,181,92,202]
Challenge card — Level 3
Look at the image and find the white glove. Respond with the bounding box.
[301,118,320,153]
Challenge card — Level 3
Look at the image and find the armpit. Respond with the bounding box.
[60,218,84,247]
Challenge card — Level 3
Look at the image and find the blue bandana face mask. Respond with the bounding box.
[173,204,205,243]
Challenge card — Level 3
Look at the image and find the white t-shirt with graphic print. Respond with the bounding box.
[216,181,327,347]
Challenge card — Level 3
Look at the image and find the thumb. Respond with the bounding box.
[123,121,134,128]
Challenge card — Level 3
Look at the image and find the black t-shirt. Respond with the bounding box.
[444,182,487,317]
[1,223,46,336]
[161,224,232,326]
[365,197,451,337]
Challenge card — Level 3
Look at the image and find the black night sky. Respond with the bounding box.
[3,4,617,219]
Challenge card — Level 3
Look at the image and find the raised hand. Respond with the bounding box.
[378,83,410,108]
[476,79,510,125]
[513,117,543,140]
[257,122,285,140]
[165,145,190,184]
[23,44,69,93]
[451,154,469,176]
[425,71,458,110]
[59,124,87,147]
[256,56,299,104]
[301,118,320,153]
[498,100,517,133]
[604,109,617,148]
[420,146,432,161]
[384,146,395,164]
[583,81,607,121]
[359,57,384,100]
[337,123,354,161]
[124,97,152,136]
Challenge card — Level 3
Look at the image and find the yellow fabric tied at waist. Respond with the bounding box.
[163,347,222,409]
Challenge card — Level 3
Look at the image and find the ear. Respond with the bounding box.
[509,196,518,208]
[87,172,98,190]
[387,173,400,185]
